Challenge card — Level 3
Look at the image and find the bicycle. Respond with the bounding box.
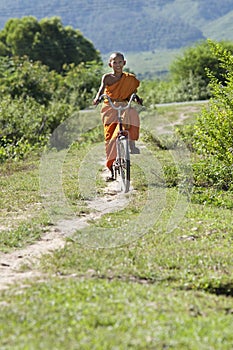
[98,93,137,193]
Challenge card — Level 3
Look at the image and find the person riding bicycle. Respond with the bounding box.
[93,51,143,181]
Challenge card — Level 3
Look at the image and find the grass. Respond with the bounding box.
[0,156,51,251]
[40,202,233,294]
[0,279,232,349]
[0,103,232,349]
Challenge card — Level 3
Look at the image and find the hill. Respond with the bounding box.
[0,0,233,55]
[1,0,233,78]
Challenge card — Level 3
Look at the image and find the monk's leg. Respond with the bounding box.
[101,106,119,171]
[128,108,140,153]
[104,122,118,170]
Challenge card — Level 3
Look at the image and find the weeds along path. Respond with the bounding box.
[0,167,130,291]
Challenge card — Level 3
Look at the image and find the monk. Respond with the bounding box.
[93,52,143,181]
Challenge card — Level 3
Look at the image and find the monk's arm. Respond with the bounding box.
[93,74,108,105]
[134,93,143,105]
[126,90,143,105]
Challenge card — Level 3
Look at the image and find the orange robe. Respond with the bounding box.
[101,72,140,169]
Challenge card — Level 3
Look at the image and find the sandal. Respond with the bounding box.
[106,176,115,182]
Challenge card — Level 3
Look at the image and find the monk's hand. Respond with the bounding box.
[93,98,100,106]
[134,95,143,105]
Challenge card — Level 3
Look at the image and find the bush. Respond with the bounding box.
[0,56,103,162]
[140,73,209,106]
[0,56,61,105]
[192,41,233,190]
[61,61,103,109]
[0,95,72,162]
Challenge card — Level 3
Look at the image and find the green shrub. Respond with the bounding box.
[0,95,72,162]
[61,61,103,109]
[140,73,209,106]
[0,56,60,105]
[192,41,233,190]
[0,56,103,161]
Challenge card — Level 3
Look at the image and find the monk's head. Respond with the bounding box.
[108,52,126,69]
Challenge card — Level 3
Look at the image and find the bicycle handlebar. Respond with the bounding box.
[98,93,137,111]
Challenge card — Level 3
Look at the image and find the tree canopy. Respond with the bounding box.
[0,16,101,72]
[170,40,233,87]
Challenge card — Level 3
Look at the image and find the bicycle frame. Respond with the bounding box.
[99,93,136,130]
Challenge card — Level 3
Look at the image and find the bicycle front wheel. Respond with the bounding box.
[117,137,130,193]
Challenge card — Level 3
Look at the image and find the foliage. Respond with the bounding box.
[0,94,73,162]
[138,40,233,105]
[0,56,60,104]
[61,61,103,109]
[0,16,101,72]
[170,40,233,97]
[0,15,104,162]
[0,54,103,162]
[140,72,208,106]
[192,40,233,190]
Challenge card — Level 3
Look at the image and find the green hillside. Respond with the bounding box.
[0,0,233,78]
[0,0,233,54]
[202,10,233,41]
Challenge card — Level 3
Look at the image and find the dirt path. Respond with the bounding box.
[0,168,129,291]
[0,104,202,291]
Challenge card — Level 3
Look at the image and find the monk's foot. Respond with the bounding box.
[105,166,115,182]
[129,141,140,154]
[130,146,140,154]
[106,176,115,182]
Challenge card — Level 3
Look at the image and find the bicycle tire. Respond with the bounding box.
[117,137,130,193]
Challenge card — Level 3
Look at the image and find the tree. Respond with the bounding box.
[0,16,101,72]
[2,16,40,58]
[170,40,233,96]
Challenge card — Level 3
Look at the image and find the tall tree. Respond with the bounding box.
[0,16,101,72]
[170,40,233,87]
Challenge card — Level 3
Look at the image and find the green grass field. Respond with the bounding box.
[0,103,232,349]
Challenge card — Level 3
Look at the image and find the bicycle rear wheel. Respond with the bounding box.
[117,137,130,193]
